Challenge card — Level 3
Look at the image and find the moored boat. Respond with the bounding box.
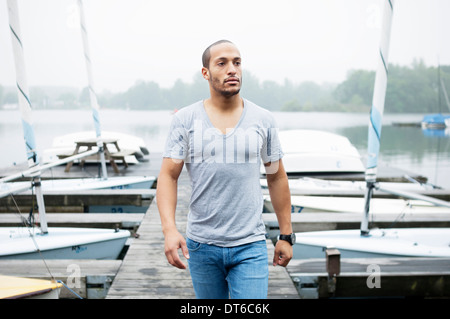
[421,113,450,129]
[0,275,63,299]
[0,227,130,260]
[286,195,450,214]
[0,175,155,198]
[2,1,134,261]
[263,129,364,176]
[294,228,450,258]
[286,1,450,260]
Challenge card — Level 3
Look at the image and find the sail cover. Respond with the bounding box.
[366,0,394,179]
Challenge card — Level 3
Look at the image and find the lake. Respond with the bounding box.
[1,109,449,189]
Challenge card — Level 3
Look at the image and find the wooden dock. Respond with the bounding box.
[106,169,300,299]
[0,188,155,213]
[2,153,450,299]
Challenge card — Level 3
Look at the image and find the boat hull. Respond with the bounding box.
[0,176,156,199]
[281,153,365,174]
[421,114,450,129]
[264,195,450,214]
[0,275,62,299]
[0,227,130,260]
[262,130,364,175]
[294,228,450,259]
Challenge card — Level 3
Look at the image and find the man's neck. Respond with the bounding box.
[205,93,243,113]
[203,94,244,134]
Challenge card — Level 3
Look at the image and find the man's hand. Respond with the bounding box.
[273,239,293,267]
[163,229,190,269]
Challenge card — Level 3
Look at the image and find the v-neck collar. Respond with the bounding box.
[201,99,247,138]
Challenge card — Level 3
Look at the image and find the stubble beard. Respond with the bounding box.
[209,76,241,98]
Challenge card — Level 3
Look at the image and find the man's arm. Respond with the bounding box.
[156,157,189,269]
[264,159,293,267]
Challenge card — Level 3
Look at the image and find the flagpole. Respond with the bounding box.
[361,0,395,236]
[77,0,108,179]
[7,0,48,233]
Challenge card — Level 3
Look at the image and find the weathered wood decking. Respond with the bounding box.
[106,169,300,299]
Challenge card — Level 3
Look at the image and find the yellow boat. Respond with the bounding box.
[0,275,62,299]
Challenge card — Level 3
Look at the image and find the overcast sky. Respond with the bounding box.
[1,0,449,93]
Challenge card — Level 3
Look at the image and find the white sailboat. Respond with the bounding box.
[294,228,450,258]
[261,176,437,194]
[0,175,155,198]
[0,0,155,197]
[0,227,129,260]
[261,129,365,176]
[286,195,450,214]
[262,177,447,214]
[292,0,450,259]
[0,0,130,260]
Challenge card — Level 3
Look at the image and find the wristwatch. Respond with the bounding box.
[278,233,296,245]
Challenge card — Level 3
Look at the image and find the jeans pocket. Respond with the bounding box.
[186,238,202,252]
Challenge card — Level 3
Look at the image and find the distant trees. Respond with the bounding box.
[333,60,450,113]
[333,69,375,110]
[385,61,449,113]
[1,61,449,113]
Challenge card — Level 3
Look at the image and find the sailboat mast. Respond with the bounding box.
[437,61,450,112]
[438,63,442,114]
[7,0,48,234]
[441,75,450,112]
[361,0,395,236]
[77,0,108,179]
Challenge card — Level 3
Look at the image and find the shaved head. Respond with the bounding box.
[202,40,236,69]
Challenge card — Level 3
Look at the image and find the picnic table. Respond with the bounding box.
[62,138,133,173]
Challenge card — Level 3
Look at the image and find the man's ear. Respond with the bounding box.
[201,67,210,81]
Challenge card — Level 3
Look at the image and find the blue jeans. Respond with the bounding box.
[186,238,269,299]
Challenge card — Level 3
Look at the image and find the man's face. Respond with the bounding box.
[203,43,242,97]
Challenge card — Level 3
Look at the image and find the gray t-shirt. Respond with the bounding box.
[163,99,283,247]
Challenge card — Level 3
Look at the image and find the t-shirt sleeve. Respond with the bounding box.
[261,116,284,164]
[163,115,189,160]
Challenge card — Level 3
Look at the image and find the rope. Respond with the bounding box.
[8,192,84,299]
[57,280,84,299]
[8,191,54,278]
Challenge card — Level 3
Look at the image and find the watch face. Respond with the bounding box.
[280,233,296,245]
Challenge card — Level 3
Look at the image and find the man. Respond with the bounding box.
[156,40,293,299]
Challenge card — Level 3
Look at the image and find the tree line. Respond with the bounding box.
[1,60,449,113]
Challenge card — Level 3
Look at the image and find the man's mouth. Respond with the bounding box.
[225,77,240,84]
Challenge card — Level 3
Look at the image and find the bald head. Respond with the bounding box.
[202,40,237,69]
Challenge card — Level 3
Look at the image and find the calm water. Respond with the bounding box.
[1,109,449,189]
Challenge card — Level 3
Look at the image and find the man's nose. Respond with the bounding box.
[227,62,237,75]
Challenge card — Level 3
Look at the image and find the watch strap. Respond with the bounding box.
[279,234,294,245]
